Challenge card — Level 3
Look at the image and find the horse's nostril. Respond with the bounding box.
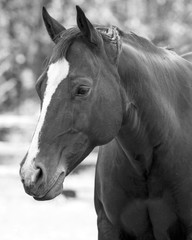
[20,162,47,194]
[34,163,46,184]
[31,167,42,185]
[37,167,43,180]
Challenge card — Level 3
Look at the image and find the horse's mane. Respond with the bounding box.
[119,29,176,56]
[118,29,192,122]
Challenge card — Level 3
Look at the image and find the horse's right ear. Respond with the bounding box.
[42,7,66,44]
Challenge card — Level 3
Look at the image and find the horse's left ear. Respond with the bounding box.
[42,7,66,44]
[76,6,101,46]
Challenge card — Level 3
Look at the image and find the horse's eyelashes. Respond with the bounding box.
[75,85,90,96]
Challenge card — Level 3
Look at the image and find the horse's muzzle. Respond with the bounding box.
[20,162,66,200]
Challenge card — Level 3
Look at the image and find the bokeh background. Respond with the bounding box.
[1,0,192,239]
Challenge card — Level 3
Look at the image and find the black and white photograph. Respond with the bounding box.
[1,1,192,239]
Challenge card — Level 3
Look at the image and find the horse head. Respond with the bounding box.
[20,6,125,200]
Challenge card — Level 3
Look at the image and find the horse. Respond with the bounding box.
[20,6,192,240]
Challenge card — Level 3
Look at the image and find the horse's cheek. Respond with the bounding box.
[89,99,122,145]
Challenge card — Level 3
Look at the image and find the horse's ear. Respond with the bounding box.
[42,7,66,44]
[76,6,100,46]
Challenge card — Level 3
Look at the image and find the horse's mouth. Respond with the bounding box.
[34,172,66,201]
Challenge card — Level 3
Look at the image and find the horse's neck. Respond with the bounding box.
[116,34,192,174]
[115,37,167,174]
[116,102,154,176]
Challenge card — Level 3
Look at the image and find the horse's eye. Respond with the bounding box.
[76,86,90,96]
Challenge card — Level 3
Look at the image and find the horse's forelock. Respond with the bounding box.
[50,28,82,63]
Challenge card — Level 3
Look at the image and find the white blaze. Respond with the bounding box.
[24,58,69,168]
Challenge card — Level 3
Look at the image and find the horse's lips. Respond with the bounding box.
[34,172,66,201]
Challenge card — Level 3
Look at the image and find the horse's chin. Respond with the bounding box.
[34,172,65,201]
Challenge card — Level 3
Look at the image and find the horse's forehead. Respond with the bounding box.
[67,40,95,63]
[42,58,70,123]
[47,58,69,87]
[67,43,101,79]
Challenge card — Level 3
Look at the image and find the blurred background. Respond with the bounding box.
[1,0,192,239]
